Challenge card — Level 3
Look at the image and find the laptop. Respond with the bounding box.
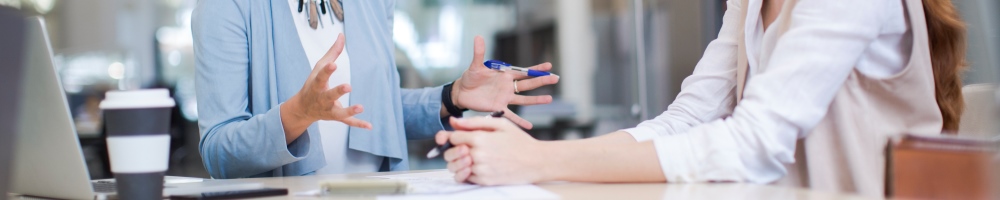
[0,6,27,199]
[9,16,263,200]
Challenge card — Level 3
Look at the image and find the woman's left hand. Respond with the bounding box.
[450,36,560,129]
[434,117,548,185]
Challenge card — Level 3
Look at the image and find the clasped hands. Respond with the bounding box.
[435,117,547,185]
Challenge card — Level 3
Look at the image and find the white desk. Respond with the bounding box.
[6,169,875,199]
[204,170,874,200]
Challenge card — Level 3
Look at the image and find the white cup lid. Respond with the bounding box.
[99,89,176,109]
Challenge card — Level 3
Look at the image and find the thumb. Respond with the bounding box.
[435,131,452,145]
[469,36,486,69]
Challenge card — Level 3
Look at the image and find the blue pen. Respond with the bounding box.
[484,60,558,77]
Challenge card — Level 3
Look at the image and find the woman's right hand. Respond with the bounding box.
[280,33,372,144]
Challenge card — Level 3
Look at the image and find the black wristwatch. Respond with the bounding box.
[441,82,468,117]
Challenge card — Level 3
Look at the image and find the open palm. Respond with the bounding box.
[450,36,560,129]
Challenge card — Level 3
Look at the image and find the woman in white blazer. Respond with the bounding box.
[434,0,967,197]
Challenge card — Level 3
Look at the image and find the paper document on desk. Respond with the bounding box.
[370,171,559,200]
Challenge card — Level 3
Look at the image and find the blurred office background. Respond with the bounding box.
[1,0,997,179]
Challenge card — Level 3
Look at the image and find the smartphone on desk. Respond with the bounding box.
[168,188,288,200]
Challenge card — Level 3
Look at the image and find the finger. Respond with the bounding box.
[450,117,509,132]
[443,145,469,162]
[511,62,553,80]
[502,108,533,130]
[434,131,452,145]
[467,174,487,185]
[339,116,372,130]
[447,156,472,173]
[447,130,489,146]
[446,156,461,172]
[469,36,486,70]
[469,165,497,186]
[515,76,559,91]
[323,84,351,102]
[454,167,472,183]
[527,62,552,71]
[509,95,553,105]
[448,117,462,130]
[321,33,347,63]
[330,104,363,118]
[313,63,337,90]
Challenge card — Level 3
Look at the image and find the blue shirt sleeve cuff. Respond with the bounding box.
[270,103,311,160]
[401,86,448,140]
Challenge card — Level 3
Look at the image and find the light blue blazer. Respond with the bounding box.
[192,0,447,179]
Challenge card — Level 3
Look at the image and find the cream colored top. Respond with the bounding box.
[624,0,942,197]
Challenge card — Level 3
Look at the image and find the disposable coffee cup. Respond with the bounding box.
[99,89,175,200]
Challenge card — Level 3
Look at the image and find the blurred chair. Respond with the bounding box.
[959,83,1000,138]
[888,84,1000,199]
[888,134,999,199]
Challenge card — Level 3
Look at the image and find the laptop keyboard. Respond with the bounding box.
[92,180,117,193]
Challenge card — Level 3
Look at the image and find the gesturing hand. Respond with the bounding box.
[281,33,372,144]
[449,36,560,129]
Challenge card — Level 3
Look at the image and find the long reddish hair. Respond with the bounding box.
[922,0,967,131]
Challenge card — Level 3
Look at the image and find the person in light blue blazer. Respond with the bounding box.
[191,0,559,179]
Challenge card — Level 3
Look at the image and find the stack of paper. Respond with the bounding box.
[370,171,559,200]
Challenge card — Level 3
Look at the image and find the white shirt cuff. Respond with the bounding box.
[650,134,697,182]
[647,124,746,183]
[621,126,660,142]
